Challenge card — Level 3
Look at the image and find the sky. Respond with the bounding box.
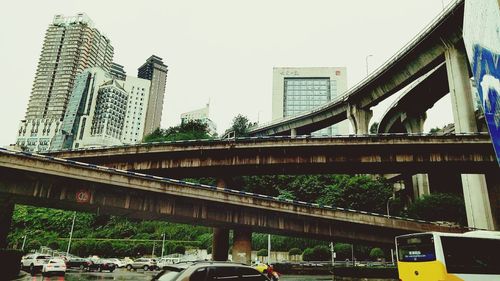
[0,0,456,146]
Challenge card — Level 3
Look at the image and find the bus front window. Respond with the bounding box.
[397,234,436,262]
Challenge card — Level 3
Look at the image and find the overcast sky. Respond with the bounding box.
[0,0,456,146]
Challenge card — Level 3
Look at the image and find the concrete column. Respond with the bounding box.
[348,104,373,135]
[445,43,495,230]
[0,198,14,249]
[232,227,252,265]
[290,128,297,138]
[212,228,230,261]
[402,112,430,198]
[212,178,230,261]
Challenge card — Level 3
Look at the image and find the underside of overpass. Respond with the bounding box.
[0,148,465,258]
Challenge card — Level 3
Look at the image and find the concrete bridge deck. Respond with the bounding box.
[47,134,496,178]
[0,148,464,246]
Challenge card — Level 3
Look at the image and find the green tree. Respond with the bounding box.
[311,245,330,261]
[288,248,302,256]
[257,249,268,257]
[225,114,252,137]
[302,248,314,261]
[144,120,211,143]
[333,243,352,260]
[406,193,466,225]
[369,248,384,260]
[26,240,41,252]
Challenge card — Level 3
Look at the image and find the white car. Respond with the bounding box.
[21,253,51,273]
[42,258,66,276]
[157,257,181,269]
[106,258,125,268]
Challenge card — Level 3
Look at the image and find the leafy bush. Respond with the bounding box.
[288,248,302,256]
[173,245,186,255]
[369,248,384,260]
[257,248,268,257]
[406,193,466,225]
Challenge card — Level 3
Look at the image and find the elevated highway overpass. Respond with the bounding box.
[248,0,465,136]
[47,134,496,178]
[0,148,464,262]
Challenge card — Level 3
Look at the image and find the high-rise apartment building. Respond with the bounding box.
[50,67,151,150]
[16,13,114,152]
[272,67,349,135]
[138,55,168,136]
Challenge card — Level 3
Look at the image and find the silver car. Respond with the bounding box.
[152,262,270,281]
[126,257,157,271]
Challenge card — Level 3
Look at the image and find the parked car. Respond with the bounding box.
[157,257,181,269]
[21,253,51,274]
[106,258,125,268]
[127,257,157,271]
[152,261,270,281]
[66,257,91,270]
[41,258,66,277]
[87,259,116,272]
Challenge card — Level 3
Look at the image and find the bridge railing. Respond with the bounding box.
[0,147,474,232]
[248,0,463,133]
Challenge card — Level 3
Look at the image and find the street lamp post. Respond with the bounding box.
[161,233,166,258]
[365,55,373,76]
[66,211,76,256]
[21,235,27,251]
[386,196,394,218]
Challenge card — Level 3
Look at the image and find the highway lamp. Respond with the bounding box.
[152,241,156,257]
[66,211,76,256]
[365,54,373,76]
[351,244,355,267]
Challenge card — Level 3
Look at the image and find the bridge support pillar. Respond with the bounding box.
[402,112,430,198]
[0,197,14,248]
[232,227,252,265]
[290,128,297,138]
[348,104,372,134]
[445,42,495,230]
[212,178,230,261]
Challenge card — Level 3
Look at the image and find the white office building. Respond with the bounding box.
[272,67,349,135]
[50,67,150,150]
[180,103,217,136]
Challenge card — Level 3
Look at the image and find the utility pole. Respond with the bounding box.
[152,241,156,257]
[267,234,271,264]
[66,211,76,256]
[21,235,27,251]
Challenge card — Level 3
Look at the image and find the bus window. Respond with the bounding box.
[397,234,436,262]
[441,237,500,275]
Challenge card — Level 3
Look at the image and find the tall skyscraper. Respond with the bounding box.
[16,13,114,152]
[138,55,168,136]
[272,67,349,135]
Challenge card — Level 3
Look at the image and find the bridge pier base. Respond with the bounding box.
[0,198,14,248]
[232,228,252,265]
[348,104,372,134]
[445,42,495,230]
[290,128,297,138]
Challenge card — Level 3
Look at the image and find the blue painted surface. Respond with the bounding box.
[472,45,500,166]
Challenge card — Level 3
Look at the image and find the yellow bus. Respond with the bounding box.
[395,231,500,281]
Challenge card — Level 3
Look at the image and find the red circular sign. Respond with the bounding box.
[76,190,91,203]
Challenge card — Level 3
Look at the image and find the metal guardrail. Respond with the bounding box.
[0,147,472,230]
[248,0,463,133]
